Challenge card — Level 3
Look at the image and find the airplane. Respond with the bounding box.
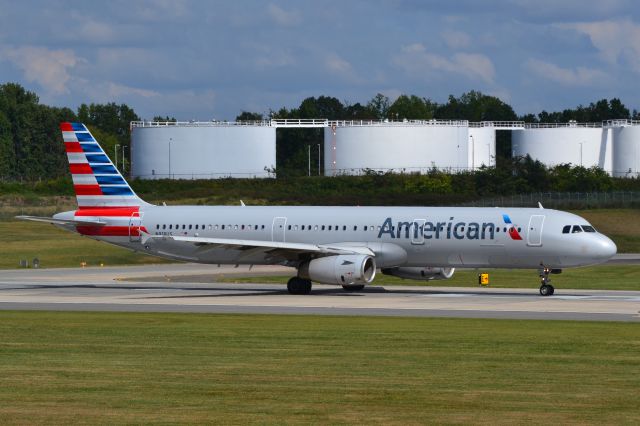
[17,122,617,296]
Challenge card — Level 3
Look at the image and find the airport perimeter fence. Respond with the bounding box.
[458,191,640,209]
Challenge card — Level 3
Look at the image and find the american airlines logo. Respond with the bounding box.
[377,214,523,241]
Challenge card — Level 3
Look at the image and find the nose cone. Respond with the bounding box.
[594,234,617,260]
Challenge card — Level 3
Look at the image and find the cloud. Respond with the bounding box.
[251,45,296,69]
[3,46,79,94]
[267,3,301,26]
[525,58,607,86]
[394,43,495,84]
[559,19,640,71]
[441,30,471,49]
[325,53,353,74]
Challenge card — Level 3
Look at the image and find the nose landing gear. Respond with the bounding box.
[539,266,555,296]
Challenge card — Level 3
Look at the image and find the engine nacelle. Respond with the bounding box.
[381,266,455,281]
[299,255,376,285]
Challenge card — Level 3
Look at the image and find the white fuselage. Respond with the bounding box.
[63,205,617,269]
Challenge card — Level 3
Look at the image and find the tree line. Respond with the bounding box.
[1,82,638,183]
[0,83,137,180]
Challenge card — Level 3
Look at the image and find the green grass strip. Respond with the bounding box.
[0,312,638,424]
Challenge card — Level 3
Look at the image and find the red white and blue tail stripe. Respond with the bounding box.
[62,122,143,208]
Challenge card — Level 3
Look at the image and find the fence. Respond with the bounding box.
[458,191,640,209]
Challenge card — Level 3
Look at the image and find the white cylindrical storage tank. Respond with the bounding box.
[131,124,275,179]
[612,125,640,177]
[468,127,496,169]
[324,122,469,176]
[512,125,605,170]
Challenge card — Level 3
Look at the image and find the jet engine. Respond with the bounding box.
[381,266,455,281]
[299,255,376,285]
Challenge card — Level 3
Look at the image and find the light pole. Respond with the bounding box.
[308,145,311,177]
[469,135,475,171]
[487,143,491,166]
[169,138,172,179]
[579,142,583,167]
[122,145,126,173]
[114,144,119,169]
[317,144,321,176]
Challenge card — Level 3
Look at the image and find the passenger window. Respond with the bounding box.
[156,224,159,230]
[188,224,192,230]
[234,225,238,230]
[261,225,265,229]
[571,225,582,233]
[169,224,173,230]
[294,225,299,231]
[343,226,346,231]
[353,226,357,231]
[562,225,570,234]
[195,225,199,230]
[364,226,368,231]
[314,225,318,230]
[328,226,332,230]
[322,225,325,230]
[301,225,305,230]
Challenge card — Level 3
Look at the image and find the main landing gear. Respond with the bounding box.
[287,277,312,295]
[539,266,555,296]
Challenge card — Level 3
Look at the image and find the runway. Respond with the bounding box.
[1,264,639,321]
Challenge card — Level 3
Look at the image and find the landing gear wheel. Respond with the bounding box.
[287,277,312,295]
[538,266,555,297]
[342,284,365,292]
[539,284,552,296]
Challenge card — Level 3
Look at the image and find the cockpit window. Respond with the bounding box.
[571,225,583,233]
[582,225,596,233]
[562,225,571,234]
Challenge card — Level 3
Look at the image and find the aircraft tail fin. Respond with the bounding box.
[61,122,149,209]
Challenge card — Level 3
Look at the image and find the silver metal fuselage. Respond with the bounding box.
[62,205,617,269]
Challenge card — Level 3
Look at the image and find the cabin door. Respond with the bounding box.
[129,212,142,243]
[527,215,545,247]
[272,217,287,242]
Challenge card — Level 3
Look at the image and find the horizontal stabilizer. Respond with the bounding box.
[15,215,106,227]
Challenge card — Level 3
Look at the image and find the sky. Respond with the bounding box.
[1,0,640,120]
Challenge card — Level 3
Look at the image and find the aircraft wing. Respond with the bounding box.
[144,234,374,261]
[15,215,106,227]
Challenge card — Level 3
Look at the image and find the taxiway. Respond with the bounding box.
[0,264,638,321]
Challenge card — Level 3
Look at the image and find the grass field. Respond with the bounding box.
[0,221,168,269]
[217,264,640,291]
[0,312,638,424]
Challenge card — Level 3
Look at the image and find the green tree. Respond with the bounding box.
[367,93,390,119]
[235,111,263,121]
[387,95,435,120]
